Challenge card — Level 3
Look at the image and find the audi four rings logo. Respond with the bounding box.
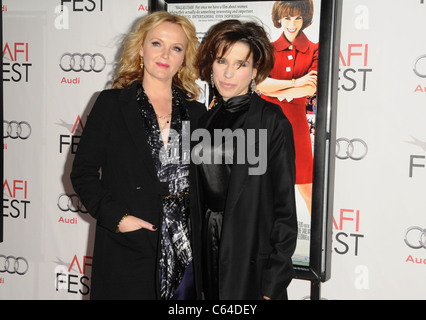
[3,121,32,139]
[336,138,368,160]
[404,227,426,249]
[57,193,88,213]
[413,54,426,78]
[59,53,106,72]
[0,255,29,275]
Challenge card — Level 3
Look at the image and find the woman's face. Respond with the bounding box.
[212,41,257,101]
[280,15,304,42]
[139,21,187,85]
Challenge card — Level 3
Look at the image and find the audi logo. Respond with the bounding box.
[404,226,426,249]
[336,138,368,160]
[57,193,88,213]
[0,255,29,275]
[59,53,106,72]
[3,120,32,140]
[413,54,426,78]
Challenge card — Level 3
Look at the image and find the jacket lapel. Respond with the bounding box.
[198,99,222,129]
[119,82,158,182]
[224,94,264,216]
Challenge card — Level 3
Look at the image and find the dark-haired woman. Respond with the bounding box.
[195,19,297,300]
[258,0,318,214]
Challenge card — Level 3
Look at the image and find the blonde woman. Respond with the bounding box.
[71,11,205,300]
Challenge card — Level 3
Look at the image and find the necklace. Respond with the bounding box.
[156,112,172,131]
[156,112,172,119]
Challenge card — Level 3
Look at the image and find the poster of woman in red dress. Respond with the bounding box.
[165,0,327,271]
[258,0,318,215]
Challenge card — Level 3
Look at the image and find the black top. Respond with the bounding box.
[196,93,252,299]
[198,93,251,211]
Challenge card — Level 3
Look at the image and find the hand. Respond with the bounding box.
[263,296,271,300]
[295,70,317,88]
[118,215,157,233]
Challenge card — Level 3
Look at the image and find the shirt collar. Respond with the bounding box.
[273,31,310,53]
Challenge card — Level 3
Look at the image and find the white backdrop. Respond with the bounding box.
[2,0,426,300]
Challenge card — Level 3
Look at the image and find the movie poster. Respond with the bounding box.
[167,0,321,268]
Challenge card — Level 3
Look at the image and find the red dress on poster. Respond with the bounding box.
[261,32,318,184]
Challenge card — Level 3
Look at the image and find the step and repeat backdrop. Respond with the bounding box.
[2,0,426,299]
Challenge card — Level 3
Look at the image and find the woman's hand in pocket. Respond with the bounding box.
[117,215,157,233]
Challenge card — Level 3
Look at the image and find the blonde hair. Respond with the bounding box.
[112,11,200,99]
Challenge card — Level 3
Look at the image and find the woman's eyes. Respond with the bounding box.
[151,42,183,52]
[284,16,303,20]
[216,59,247,67]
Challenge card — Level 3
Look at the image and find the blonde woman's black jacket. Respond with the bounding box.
[70,82,206,299]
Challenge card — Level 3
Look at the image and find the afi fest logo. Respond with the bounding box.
[58,115,85,154]
[2,42,32,82]
[333,209,364,257]
[54,0,104,30]
[406,136,426,178]
[55,255,92,296]
[339,43,371,92]
[338,5,372,92]
[3,179,30,220]
[333,209,368,290]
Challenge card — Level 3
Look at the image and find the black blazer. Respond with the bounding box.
[70,82,206,299]
[197,94,298,300]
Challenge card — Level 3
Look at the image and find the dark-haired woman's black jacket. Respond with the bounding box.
[196,93,298,300]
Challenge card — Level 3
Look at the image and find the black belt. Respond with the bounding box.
[163,190,190,209]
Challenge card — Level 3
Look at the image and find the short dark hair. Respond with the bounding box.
[272,0,314,30]
[197,19,275,85]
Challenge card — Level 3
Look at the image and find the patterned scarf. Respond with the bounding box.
[136,84,192,300]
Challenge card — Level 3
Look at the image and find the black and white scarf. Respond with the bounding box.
[136,83,192,300]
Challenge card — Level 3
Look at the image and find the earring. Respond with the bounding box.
[178,66,182,80]
[140,56,144,69]
[251,78,256,93]
[210,73,215,88]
